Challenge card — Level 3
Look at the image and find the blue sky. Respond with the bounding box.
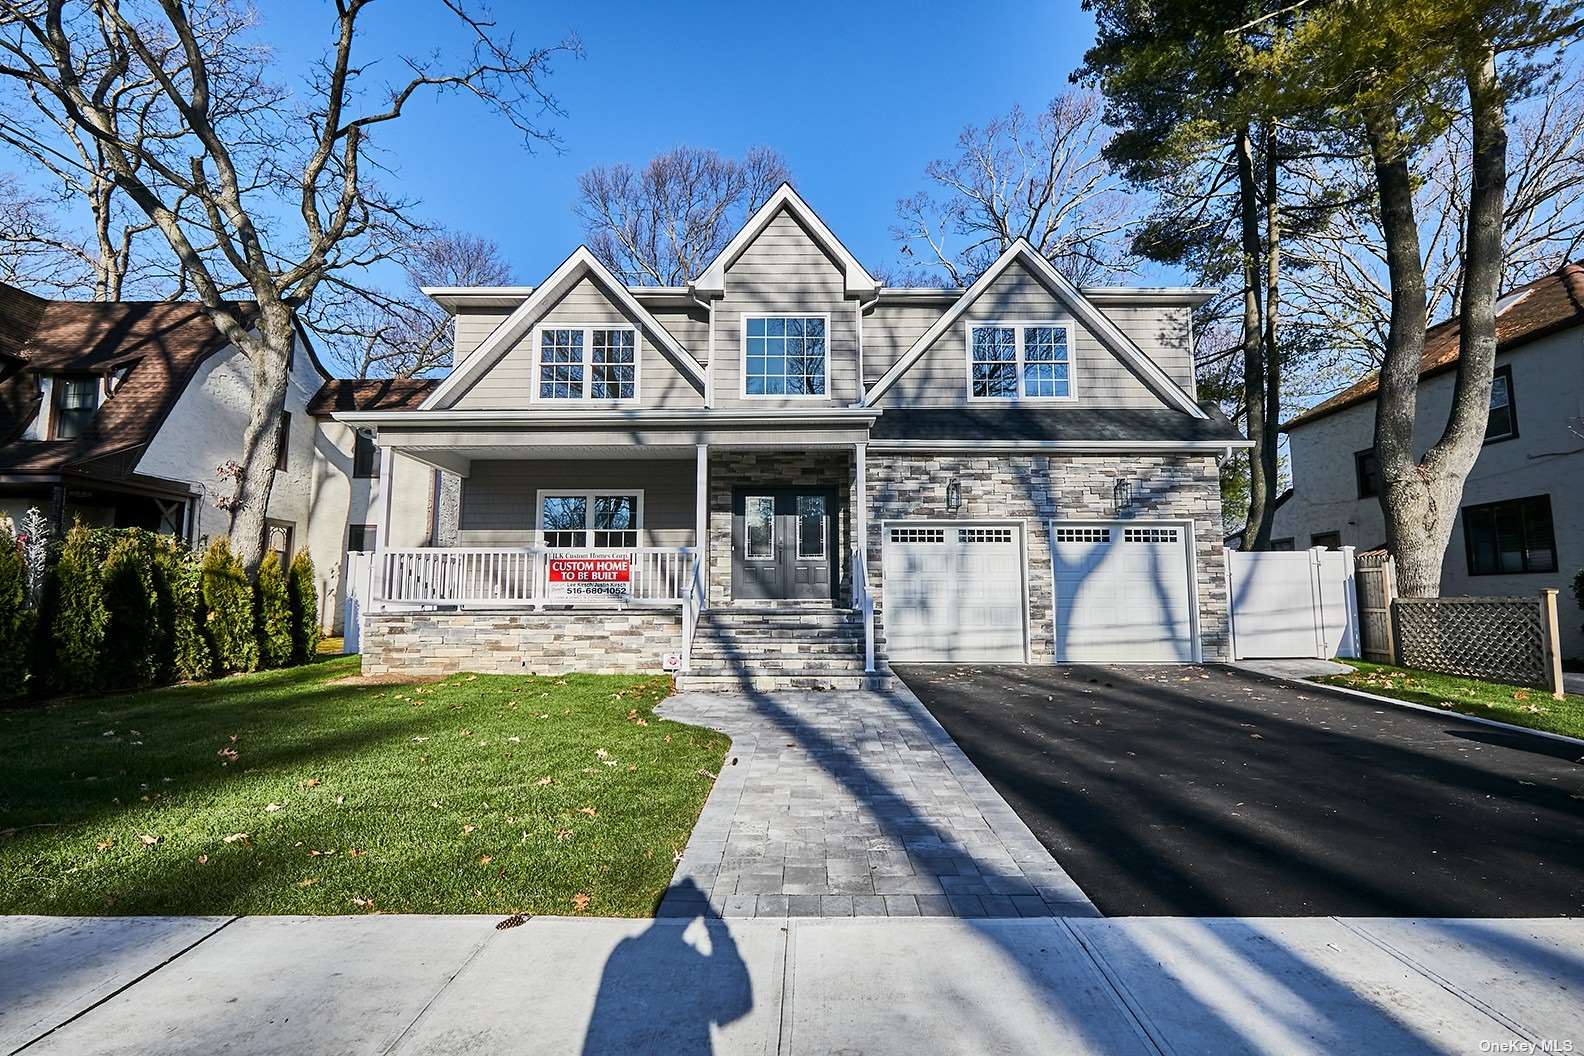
[283,0,1103,284]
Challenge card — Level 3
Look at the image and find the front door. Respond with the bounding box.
[732,488,835,601]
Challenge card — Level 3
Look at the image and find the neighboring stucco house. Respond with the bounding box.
[1273,262,1584,658]
[0,281,400,632]
[335,185,1248,687]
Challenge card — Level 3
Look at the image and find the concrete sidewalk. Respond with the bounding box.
[4,913,1580,1055]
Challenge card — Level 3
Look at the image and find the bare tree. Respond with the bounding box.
[0,0,573,571]
[577,145,788,286]
[312,230,514,378]
[0,171,93,291]
[890,91,1140,288]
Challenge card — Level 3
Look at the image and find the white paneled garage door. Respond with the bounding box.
[1051,522,1196,662]
[882,522,1027,662]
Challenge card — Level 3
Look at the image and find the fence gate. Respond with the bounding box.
[342,550,373,654]
[1354,550,1397,663]
[1226,546,1361,660]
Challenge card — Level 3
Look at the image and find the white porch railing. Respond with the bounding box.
[376,547,697,608]
[851,544,875,673]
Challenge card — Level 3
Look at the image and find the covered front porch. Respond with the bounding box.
[349,411,879,676]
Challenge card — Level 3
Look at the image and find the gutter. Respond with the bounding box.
[866,438,1253,453]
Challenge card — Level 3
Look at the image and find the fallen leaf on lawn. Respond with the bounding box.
[595,748,610,759]
[478,855,494,865]
[298,878,318,887]
[346,848,366,857]
[462,823,477,834]
[465,674,477,681]
[217,746,239,764]
[460,729,474,737]
[696,768,718,780]
[138,834,159,846]
[223,832,249,844]
[265,802,283,813]
[412,736,428,743]
[535,776,554,786]
[351,897,376,909]
[302,777,321,788]
[577,806,597,817]
[555,828,573,840]
[508,736,521,744]
[602,760,619,767]
[95,838,113,851]
[1514,691,1530,701]
[571,893,590,912]
[335,796,346,805]
[627,765,637,772]
[196,854,209,865]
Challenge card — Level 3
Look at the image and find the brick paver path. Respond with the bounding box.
[657,686,1097,919]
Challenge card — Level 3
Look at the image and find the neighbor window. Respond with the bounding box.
[347,524,376,551]
[1355,449,1380,498]
[275,411,291,471]
[1270,538,1296,551]
[538,491,641,548]
[969,323,1072,399]
[536,326,637,401]
[1464,494,1555,575]
[743,316,827,396]
[1311,531,1342,550]
[51,375,99,439]
[265,519,293,560]
[352,432,380,478]
[1485,364,1517,442]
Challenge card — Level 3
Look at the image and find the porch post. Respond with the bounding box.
[695,443,709,609]
[853,442,867,600]
[373,441,395,607]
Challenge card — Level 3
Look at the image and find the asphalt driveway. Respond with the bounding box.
[894,663,1584,917]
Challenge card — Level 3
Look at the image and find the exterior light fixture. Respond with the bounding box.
[1113,479,1134,514]
[945,478,962,514]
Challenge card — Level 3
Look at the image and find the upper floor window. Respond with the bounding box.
[1464,493,1554,575]
[743,315,827,397]
[538,490,641,548]
[968,322,1073,400]
[51,375,99,439]
[1485,364,1517,443]
[275,411,291,471]
[352,431,380,479]
[1355,449,1380,498]
[535,326,637,401]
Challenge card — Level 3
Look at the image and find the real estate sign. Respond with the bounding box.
[546,555,632,600]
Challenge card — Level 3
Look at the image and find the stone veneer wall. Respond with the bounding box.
[707,450,854,604]
[360,609,682,676]
[865,454,1229,663]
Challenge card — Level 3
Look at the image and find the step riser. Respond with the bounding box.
[677,675,894,693]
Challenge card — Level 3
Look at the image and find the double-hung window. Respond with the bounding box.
[536,326,637,401]
[1463,494,1555,575]
[743,315,827,397]
[1485,364,1517,442]
[538,491,641,549]
[51,375,99,439]
[968,323,1073,399]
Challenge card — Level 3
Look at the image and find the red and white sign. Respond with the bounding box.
[546,555,631,599]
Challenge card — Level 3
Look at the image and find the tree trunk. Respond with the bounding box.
[1235,126,1270,551]
[1254,121,1282,550]
[225,306,294,574]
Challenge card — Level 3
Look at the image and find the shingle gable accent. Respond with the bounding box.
[692,183,878,298]
[859,240,1208,418]
[421,247,708,410]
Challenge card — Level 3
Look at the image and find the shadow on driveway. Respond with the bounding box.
[895,663,1584,917]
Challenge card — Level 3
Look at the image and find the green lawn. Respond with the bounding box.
[0,657,729,917]
[1321,660,1584,740]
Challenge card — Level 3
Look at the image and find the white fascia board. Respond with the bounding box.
[420,248,707,410]
[334,407,883,429]
[692,183,878,297]
[861,239,1208,418]
[423,285,700,313]
[867,439,1253,452]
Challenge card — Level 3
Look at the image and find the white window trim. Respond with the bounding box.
[739,312,833,400]
[964,320,1078,403]
[535,489,645,549]
[529,324,642,404]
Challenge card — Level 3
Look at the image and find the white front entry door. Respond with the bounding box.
[882,522,1026,662]
[1051,522,1196,662]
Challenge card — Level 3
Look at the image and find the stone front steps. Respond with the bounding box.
[677,606,891,692]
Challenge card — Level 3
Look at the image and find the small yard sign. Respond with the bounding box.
[546,555,632,600]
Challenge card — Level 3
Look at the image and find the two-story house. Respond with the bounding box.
[334,185,1248,687]
[1273,261,1584,657]
[0,281,432,634]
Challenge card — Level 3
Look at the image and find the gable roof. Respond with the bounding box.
[0,281,257,473]
[1284,261,1584,431]
[692,183,878,297]
[421,246,708,410]
[860,239,1208,417]
[308,377,438,416]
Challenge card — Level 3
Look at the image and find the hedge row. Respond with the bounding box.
[0,525,321,702]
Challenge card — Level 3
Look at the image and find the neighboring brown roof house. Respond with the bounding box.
[307,377,437,416]
[0,281,258,477]
[1283,261,1584,430]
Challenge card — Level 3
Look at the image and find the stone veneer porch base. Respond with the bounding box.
[359,609,683,677]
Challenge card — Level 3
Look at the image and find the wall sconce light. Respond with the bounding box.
[1113,479,1134,514]
[945,478,962,513]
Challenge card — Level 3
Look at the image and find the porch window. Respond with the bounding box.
[968,322,1073,399]
[743,315,827,397]
[538,491,642,548]
[536,326,637,400]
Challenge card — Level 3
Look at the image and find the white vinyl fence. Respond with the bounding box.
[1226,546,1360,660]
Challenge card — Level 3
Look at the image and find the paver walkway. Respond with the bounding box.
[656,686,1095,918]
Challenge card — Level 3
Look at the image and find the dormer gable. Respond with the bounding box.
[692,183,878,298]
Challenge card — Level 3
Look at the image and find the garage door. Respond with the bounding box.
[1051,522,1195,662]
[882,522,1026,662]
